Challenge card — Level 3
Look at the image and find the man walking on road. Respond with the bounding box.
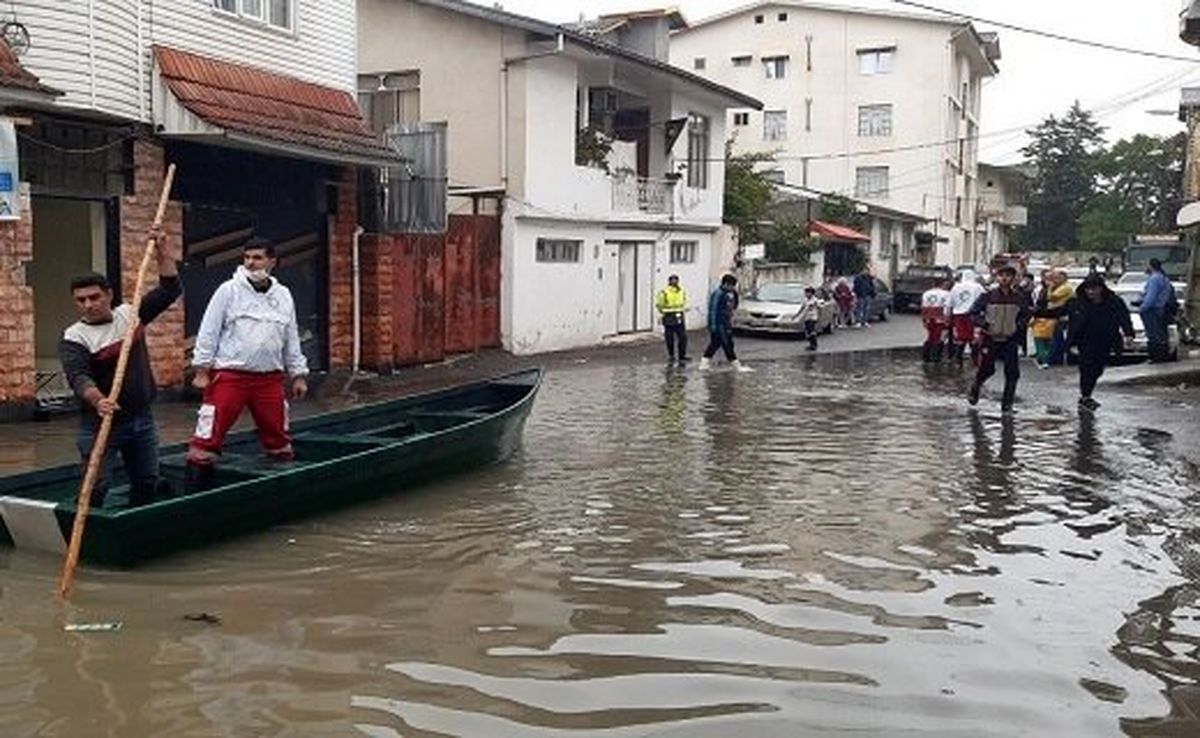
[700,274,752,372]
[1139,258,1173,363]
[968,265,1031,413]
[1038,275,1134,411]
[948,271,986,365]
[920,279,952,362]
[852,269,876,328]
[655,274,690,365]
[60,230,182,508]
[186,238,309,492]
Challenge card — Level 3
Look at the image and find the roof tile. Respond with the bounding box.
[0,38,60,96]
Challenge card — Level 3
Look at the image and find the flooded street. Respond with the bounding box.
[3,347,1200,737]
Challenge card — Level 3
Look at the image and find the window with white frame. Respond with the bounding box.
[857,48,894,75]
[857,104,893,137]
[357,72,421,134]
[763,110,787,141]
[731,55,752,67]
[686,113,710,189]
[536,239,582,263]
[763,55,789,79]
[670,240,698,264]
[732,111,750,127]
[214,0,293,31]
[855,166,889,198]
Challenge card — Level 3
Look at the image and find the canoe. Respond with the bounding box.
[0,369,542,566]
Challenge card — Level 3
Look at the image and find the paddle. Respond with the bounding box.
[58,163,177,599]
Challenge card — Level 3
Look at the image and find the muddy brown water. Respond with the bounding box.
[2,356,1199,737]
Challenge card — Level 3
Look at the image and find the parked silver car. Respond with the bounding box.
[732,282,835,335]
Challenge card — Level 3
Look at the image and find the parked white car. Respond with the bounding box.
[732,282,835,335]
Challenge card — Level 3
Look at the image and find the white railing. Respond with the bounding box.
[611,175,673,216]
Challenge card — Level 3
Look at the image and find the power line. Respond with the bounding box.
[892,0,1200,64]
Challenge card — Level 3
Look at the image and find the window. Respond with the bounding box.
[357,72,421,134]
[536,239,582,263]
[754,14,764,24]
[694,57,706,71]
[858,48,894,75]
[857,104,893,137]
[778,12,789,21]
[733,111,750,126]
[670,240,698,264]
[855,166,889,198]
[763,110,787,141]
[763,56,789,79]
[214,0,292,30]
[732,55,752,67]
[686,113,710,189]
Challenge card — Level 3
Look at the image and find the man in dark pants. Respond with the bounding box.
[852,269,876,328]
[655,274,690,365]
[60,231,182,508]
[968,265,1031,413]
[1139,258,1172,363]
[1039,275,1134,411]
[699,274,753,372]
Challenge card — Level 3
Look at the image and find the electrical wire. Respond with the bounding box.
[892,0,1200,63]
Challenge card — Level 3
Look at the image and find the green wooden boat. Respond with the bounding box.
[0,369,541,566]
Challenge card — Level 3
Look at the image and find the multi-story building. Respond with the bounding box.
[0,1,395,418]
[671,0,1000,270]
[358,0,759,354]
[977,163,1030,260]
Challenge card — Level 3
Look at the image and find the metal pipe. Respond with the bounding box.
[352,225,365,374]
[500,33,565,188]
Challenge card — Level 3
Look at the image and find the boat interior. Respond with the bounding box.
[0,373,539,512]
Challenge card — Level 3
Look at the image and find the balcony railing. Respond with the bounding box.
[612,175,674,216]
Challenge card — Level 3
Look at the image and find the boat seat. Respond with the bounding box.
[293,431,394,446]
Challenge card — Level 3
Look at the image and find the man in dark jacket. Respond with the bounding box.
[699,274,752,372]
[968,265,1031,413]
[852,269,876,328]
[60,232,181,507]
[1041,274,1134,411]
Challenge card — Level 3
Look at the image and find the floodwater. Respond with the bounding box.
[3,354,1200,737]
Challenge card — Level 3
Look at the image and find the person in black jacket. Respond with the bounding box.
[968,266,1031,413]
[60,231,182,507]
[1040,274,1134,411]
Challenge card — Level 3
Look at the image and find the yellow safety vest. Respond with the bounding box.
[656,285,687,314]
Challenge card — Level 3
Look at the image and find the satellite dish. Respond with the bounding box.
[2,22,29,57]
[1177,201,1200,228]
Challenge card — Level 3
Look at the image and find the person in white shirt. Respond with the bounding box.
[797,286,823,352]
[920,279,953,362]
[184,238,309,491]
[948,272,987,365]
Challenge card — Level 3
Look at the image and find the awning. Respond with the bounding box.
[0,38,61,104]
[810,219,871,243]
[152,46,399,168]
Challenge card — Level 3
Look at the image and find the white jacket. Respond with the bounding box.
[948,280,986,316]
[193,266,309,376]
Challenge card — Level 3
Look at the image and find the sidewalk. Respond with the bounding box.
[1104,354,1200,387]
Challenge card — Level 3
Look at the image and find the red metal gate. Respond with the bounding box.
[392,214,500,367]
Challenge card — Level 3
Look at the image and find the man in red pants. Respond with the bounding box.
[186,238,308,491]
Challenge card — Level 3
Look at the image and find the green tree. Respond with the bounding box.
[722,144,776,244]
[1077,194,1141,252]
[817,194,868,231]
[764,217,818,264]
[1021,102,1106,250]
[1093,132,1184,235]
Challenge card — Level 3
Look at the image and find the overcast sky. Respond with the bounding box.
[489,0,1196,164]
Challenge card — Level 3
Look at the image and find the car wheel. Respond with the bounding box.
[879,307,890,322]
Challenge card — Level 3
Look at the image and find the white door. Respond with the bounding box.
[615,241,655,334]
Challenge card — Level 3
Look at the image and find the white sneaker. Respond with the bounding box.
[732,360,755,373]
[698,357,711,370]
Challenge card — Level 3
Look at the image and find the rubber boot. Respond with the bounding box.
[732,360,755,373]
[128,480,157,508]
[184,462,215,496]
[698,357,711,370]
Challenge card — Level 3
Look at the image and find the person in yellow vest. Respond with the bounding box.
[1031,269,1073,368]
[655,274,690,365]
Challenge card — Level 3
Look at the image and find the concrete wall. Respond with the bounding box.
[672,3,995,266]
[19,0,356,122]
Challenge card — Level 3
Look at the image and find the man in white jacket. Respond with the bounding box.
[185,238,309,490]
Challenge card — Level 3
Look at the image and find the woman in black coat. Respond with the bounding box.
[1058,275,1134,410]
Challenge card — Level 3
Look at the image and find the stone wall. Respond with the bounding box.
[358,233,395,373]
[328,167,357,370]
[0,184,35,415]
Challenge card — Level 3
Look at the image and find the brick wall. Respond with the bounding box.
[358,233,395,373]
[328,167,357,369]
[0,184,35,412]
[121,139,185,388]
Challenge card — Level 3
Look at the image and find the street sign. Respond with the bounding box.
[742,243,765,260]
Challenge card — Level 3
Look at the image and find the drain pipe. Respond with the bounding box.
[500,33,565,187]
[351,225,365,375]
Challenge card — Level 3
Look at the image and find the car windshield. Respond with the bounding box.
[903,268,947,278]
[753,283,806,303]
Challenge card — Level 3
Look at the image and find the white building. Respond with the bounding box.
[671,0,1000,269]
[976,163,1030,261]
[358,0,760,355]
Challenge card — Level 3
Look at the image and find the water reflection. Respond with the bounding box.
[1,359,1198,736]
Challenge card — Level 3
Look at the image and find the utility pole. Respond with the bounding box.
[1178,4,1200,326]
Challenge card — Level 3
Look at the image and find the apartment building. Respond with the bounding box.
[671,0,1000,269]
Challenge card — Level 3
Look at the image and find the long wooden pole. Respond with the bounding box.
[58,163,176,599]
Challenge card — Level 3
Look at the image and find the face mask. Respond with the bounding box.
[246,268,270,283]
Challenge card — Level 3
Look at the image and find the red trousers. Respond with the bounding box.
[923,320,948,346]
[188,370,292,463]
[951,315,976,345]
